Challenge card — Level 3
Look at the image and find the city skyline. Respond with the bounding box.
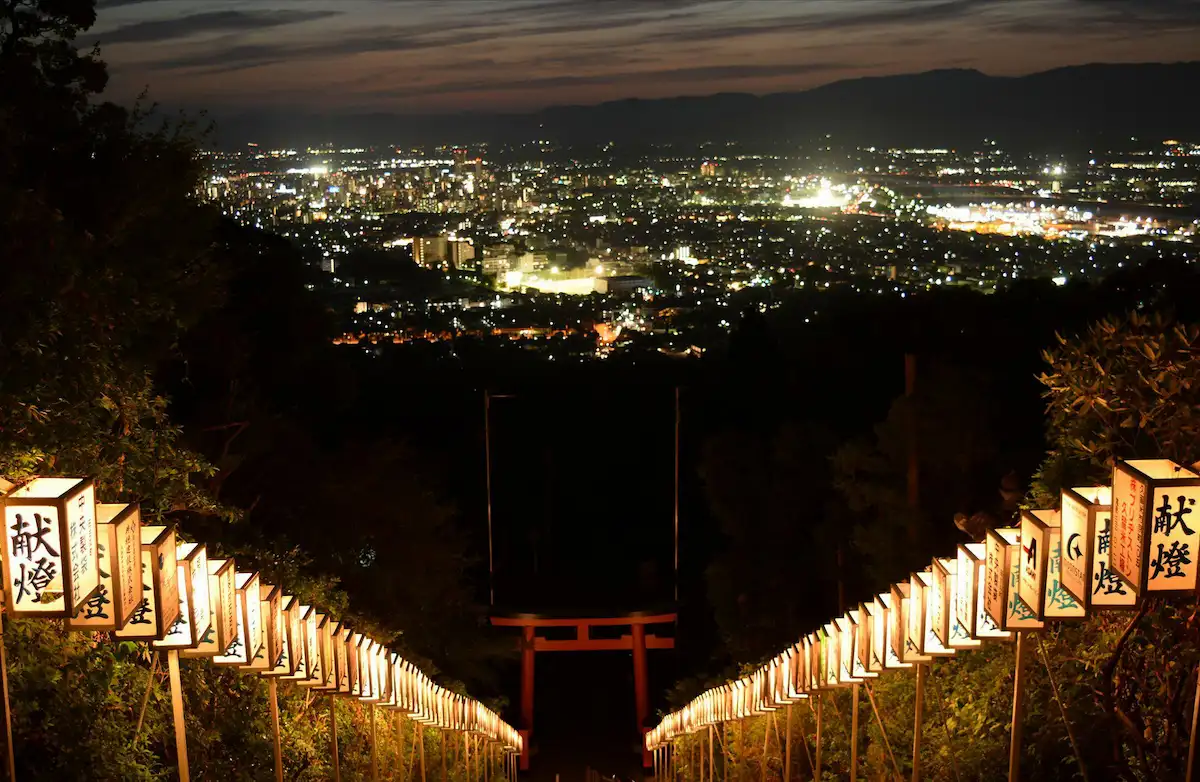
[94,0,1200,114]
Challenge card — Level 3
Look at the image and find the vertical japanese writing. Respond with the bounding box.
[116,513,141,624]
[1148,488,1200,590]
[116,550,158,638]
[67,486,98,610]
[1111,469,1146,588]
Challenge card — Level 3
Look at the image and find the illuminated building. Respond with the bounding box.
[449,240,477,272]
[412,236,449,269]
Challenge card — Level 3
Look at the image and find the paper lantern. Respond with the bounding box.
[806,633,820,693]
[891,581,930,665]
[955,543,1008,643]
[300,610,325,686]
[880,591,912,669]
[817,623,838,689]
[155,543,212,649]
[347,631,364,696]
[910,569,952,657]
[67,503,141,631]
[1061,486,1135,609]
[354,635,374,700]
[335,624,352,694]
[1111,459,1200,594]
[183,558,238,659]
[391,655,407,710]
[265,595,301,677]
[212,570,260,666]
[1019,508,1086,620]
[358,638,379,703]
[864,598,886,673]
[834,615,861,684]
[985,528,1044,632]
[381,652,399,708]
[242,582,281,673]
[116,526,180,639]
[395,658,411,711]
[2,477,100,616]
[303,613,332,689]
[786,643,808,699]
[283,605,315,683]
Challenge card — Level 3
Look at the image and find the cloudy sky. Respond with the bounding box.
[91,0,1200,114]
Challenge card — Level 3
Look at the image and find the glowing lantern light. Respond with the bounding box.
[67,503,141,631]
[116,526,180,640]
[155,543,212,649]
[3,477,99,616]
[183,558,238,659]
[1111,459,1200,594]
[214,572,262,667]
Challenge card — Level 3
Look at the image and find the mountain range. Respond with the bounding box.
[212,62,1200,151]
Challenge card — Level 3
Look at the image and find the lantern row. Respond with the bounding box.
[646,457,1199,749]
[0,477,522,754]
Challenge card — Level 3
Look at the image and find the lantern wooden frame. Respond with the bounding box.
[155,542,211,650]
[181,557,238,659]
[1111,459,1200,594]
[242,582,281,673]
[67,502,141,631]
[214,571,261,667]
[116,525,179,640]
[2,477,99,617]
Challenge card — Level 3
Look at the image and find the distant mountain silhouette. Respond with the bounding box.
[213,62,1200,151]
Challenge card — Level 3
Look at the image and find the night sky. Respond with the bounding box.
[93,0,1200,115]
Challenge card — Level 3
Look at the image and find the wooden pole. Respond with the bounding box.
[1189,667,1200,782]
[166,650,190,782]
[710,724,716,782]
[331,696,341,782]
[654,748,660,781]
[1008,632,1027,782]
[464,732,470,782]
[267,677,283,782]
[851,683,861,782]
[814,697,822,781]
[370,703,379,782]
[762,714,771,782]
[396,712,405,782]
[911,664,925,782]
[0,610,13,782]
[418,725,427,782]
[722,723,731,782]
[441,730,447,782]
[783,706,791,782]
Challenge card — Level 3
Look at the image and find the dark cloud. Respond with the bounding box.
[987,0,1200,35]
[635,0,990,45]
[95,0,1200,112]
[373,61,858,99]
[100,10,340,45]
[154,26,504,73]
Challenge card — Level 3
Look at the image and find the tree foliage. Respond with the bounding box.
[0,1,508,777]
[673,310,1200,781]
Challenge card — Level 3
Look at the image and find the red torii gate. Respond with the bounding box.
[490,611,677,770]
